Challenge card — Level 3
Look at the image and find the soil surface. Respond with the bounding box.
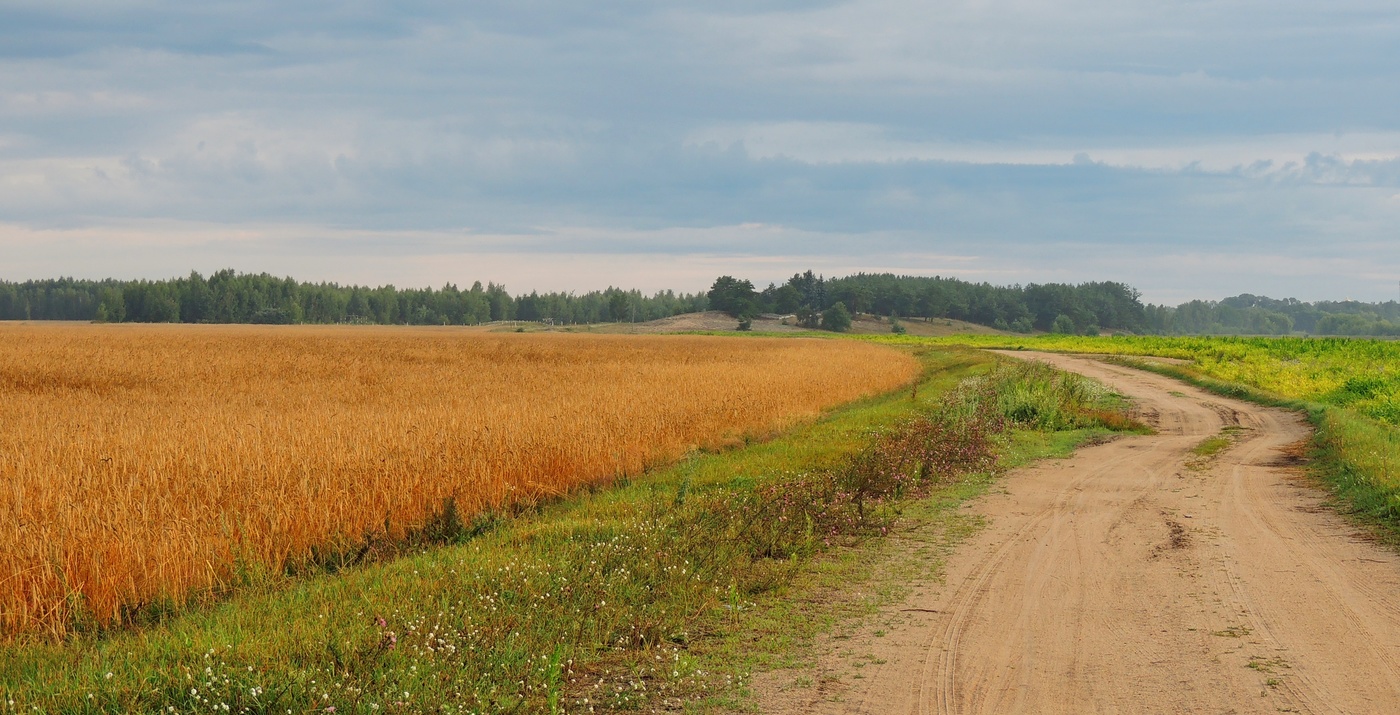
[756,351,1400,714]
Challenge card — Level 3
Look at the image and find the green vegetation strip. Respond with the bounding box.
[0,346,1141,713]
[1191,435,1234,459]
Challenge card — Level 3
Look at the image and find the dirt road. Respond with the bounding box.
[758,352,1400,714]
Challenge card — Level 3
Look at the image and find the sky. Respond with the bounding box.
[2,0,1399,304]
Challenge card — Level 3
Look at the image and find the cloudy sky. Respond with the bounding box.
[3,0,1399,303]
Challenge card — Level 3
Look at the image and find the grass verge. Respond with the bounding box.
[0,346,1142,713]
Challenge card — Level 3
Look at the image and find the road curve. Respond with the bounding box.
[757,352,1400,714]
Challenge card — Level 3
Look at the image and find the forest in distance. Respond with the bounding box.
[2,268,1398,337]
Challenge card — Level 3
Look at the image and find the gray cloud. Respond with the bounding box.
[2,0,1399,300]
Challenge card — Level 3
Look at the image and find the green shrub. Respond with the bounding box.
[822,302,853,332]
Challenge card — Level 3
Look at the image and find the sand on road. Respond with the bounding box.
[757,351,1400,714]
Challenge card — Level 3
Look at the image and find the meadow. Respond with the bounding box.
[0,324,918,638]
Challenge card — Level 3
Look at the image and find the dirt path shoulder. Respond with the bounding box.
[755,351,1400,714]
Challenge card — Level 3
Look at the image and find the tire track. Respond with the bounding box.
[923,445,1150,715]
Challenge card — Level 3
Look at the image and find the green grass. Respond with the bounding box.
[1184,427,1247,472]
[0,345,1140,713]
[1192,436,1233,458]
[1191,426,1247,460]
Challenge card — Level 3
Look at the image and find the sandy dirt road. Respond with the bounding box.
[758,352,1400,714]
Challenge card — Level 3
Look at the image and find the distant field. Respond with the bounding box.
[0,324,918,637]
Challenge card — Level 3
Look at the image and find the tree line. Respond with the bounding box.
[710,272,1400,336]
[1144,294,1400,336]
[709,271,1148,334]
[4,269,1396,336]
[0,271,707,326]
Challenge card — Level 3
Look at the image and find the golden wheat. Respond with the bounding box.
[0,323,917,637]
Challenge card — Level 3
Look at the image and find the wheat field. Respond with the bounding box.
[0,323,917,637]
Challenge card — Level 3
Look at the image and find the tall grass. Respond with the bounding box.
[0,324,918,638]
[1314,409,1400,525]
[947,359,1138,432]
